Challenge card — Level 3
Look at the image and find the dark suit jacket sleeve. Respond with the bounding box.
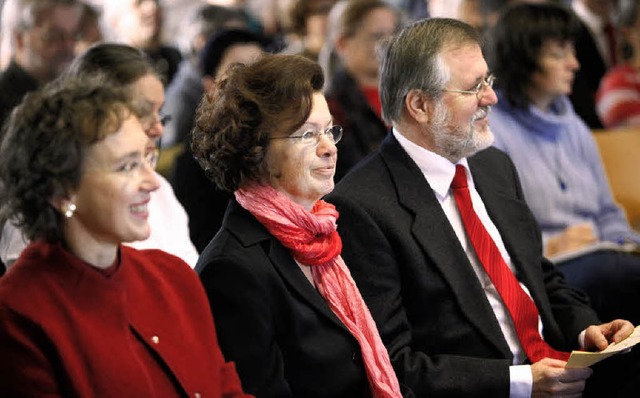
[199,244,293,398]
[332,195,511,397]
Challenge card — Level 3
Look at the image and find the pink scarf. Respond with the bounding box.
[235,184,402,398]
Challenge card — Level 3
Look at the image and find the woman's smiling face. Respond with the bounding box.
[264,92,338,210]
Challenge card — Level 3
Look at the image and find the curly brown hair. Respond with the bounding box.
[191,53,324,192]
[0,75,137,242]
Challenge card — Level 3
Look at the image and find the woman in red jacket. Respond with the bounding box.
[0,75,251,397]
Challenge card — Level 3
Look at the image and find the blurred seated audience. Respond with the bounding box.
[170,29,265,253]
[0,0,81,126]
[596,0,640,129]
[102,0,182,85]
[279,0,336,62]
[0,0,82,274]
[393,0,429,22]
[323,0,402,181]
[74,1,102,56]
[0,75,251,397]
[570,0,619,129]
[193,53,402,397]
[162,3,251,149]
[0,43,198,268]
[210,0,270,39]
[487,2,640,324]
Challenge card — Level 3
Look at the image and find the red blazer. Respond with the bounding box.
[0,241,252,398]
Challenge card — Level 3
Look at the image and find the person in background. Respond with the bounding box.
[162,3,251,149]
[0,75,251,397]
[0,0,82,273]
[0,0,81,126]
[170,28,265,253]
[102,0,182,85]
[74,1,102,56]
[323,0,402,181]
[487,1,640,325]
[392,0,429,22]
[453,0,503,35]
[570,0,618,129]
[596,0,640,128]
[279,0,336,62]
[193,53,402,397]
[327,17,638,397]
[316,0,348,85]
[0,0,5,34]
[0,43,199,268]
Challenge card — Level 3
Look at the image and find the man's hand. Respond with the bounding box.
[583,319,635,352]
[544,223,597,257]
[531,358,592,397]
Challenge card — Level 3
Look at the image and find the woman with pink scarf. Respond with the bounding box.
[192,53,402,398]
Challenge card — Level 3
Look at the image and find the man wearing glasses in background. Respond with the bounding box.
[328,17,640,397]
[0,0,81,127]
[0,0,82,275]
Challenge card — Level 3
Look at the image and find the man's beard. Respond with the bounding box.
[430,101,494,163]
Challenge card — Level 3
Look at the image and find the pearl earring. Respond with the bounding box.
[64,203,76,218]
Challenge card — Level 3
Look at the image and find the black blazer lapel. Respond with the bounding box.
[379,136,512,357]
[225,200,351,333]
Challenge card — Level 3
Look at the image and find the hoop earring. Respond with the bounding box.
[64,203,76,218]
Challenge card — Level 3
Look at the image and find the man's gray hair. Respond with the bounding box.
[379,18,482,124]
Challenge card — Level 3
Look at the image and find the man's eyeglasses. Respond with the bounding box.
[270,125,343,147]
[443,74,496,100]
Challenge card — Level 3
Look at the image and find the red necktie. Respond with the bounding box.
[451,165,570,363]
[603,22,618,66]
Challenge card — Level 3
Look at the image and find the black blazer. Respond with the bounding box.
[327,134,599,397]
[196,200,370,398]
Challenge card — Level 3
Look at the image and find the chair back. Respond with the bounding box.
[593,129,640,230]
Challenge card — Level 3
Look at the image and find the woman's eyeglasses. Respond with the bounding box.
[114,148,159,175]
[270,125,343,147]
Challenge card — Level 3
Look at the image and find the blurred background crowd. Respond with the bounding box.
[3,1,640,396]
[0,0,636,270]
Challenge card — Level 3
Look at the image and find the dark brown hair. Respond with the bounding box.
[192,53,324,192]
[67,42,157,85]
[486,2,580,108]
[0,76,136,242]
